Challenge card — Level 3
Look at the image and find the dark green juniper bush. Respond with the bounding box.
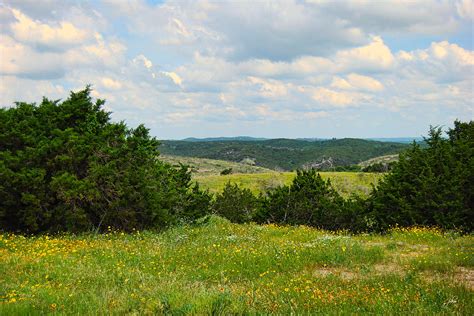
[367,121,474,232]
[0,87,211,233]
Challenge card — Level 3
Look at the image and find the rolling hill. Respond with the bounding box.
[159,155,273,175]
[358,154,400,168]
[159,138,409,171]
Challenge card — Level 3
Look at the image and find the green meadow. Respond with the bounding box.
[195,172,383,197]
[1,89,472,315]
[1,218,472,314]
[160,154,384,197]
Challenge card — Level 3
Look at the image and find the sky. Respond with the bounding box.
[0,0,473,139]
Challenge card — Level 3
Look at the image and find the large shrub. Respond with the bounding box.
[256,169,349,229]
[0,87,211,233]
[212,182,259,223]
[368,121,473,231]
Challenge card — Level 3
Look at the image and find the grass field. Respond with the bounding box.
[358,154,399,168]
[160,155,272,176]
[1,217,472,314]
[160,155,384,197]
[195,172,383,197]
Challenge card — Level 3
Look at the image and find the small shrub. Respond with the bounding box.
[362,162,395,172]
[220,168,233,175]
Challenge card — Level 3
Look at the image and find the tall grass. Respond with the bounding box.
[1,219,472,314]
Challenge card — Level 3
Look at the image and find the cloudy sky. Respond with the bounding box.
[0,0,473,139]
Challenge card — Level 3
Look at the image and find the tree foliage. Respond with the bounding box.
[361,162,395,173]
[367,121,473,231]
[212,182,259,223]
[1,86,470,234]
[255,169,349,229]
[0,87,210,233]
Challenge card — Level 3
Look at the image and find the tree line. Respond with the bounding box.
[1,88,472,233]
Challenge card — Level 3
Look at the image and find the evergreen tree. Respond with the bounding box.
[257,169,347,229]
[213,182,259,223]
[0,87,211,233]
[368,121,473,231]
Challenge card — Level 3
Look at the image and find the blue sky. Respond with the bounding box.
[1,0,472,139]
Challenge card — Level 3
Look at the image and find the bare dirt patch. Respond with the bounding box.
[312,267,357,280]
[419,267,474,290]
[455,267,474,291]
[374,263,405,276]
[310,262,407,281]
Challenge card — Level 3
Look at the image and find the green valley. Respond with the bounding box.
[159,138,409,171]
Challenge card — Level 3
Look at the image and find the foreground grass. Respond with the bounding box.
[1,218,472,315]
[195,172,383,197]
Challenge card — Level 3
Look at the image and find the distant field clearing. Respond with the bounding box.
[160,155,272,176]
[358,154,399,168]
[194,172,383,197]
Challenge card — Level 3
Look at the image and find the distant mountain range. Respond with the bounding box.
[159,138,411,171]
[178,136,423,144]
[366,137,423,143]
[181,136,268,142]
